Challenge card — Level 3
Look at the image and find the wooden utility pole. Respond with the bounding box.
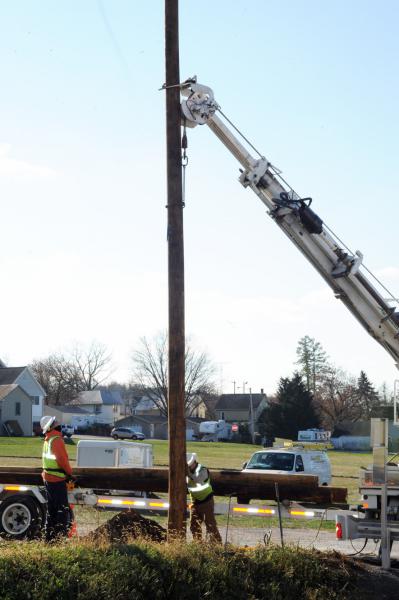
[165,0,187,539]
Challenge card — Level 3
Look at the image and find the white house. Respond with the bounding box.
[0,367,45,433]
[71,390,123,424]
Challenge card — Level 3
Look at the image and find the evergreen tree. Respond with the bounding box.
[295,336,329,395]
[258,373,320,440]
[356,370,380,418]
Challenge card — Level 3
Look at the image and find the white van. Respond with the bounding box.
[242,446,331,485]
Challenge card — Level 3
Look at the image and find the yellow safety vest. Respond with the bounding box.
[42,436,65,479]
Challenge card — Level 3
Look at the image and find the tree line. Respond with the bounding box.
[258,335,392,439]
[29,333,218,417]
[28,333,393,436]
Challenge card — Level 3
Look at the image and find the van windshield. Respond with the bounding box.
[246,452,295,471]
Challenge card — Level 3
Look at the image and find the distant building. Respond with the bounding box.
[71,389,123,424]
[0,366,45,433]
[45,404,91,427]
[134,393,208,419]
[115,414,206,440]
[215,392,268,424]
[0,384,33,436]
[332,419,399,452]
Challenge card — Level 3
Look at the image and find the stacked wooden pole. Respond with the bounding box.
[0,466,347,505]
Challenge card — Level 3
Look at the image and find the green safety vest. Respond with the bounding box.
[187,464,213,502]
[42,436,65,479]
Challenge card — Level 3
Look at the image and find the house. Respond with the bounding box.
[71,390,123,424]
[0,384,33,436]
[0,366,46,433]
[115,414,206,440]
[134,393,209,419]
[215,392,268,424]
[45,405,92,428]
[134,395,163,416]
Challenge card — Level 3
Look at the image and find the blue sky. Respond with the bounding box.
[1,1,399,394]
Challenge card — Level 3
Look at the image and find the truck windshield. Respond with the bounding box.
[246,452,295,471]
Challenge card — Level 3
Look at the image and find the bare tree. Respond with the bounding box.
[132,332,216,416]
[30,341,113,406]
[314,367,361,431]
[70,341,113,390]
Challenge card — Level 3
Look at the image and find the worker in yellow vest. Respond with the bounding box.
[186,453,222,543]
[41,416,73,542]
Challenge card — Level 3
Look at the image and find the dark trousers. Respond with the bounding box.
[44,480,71,542]
[190,496,222,543]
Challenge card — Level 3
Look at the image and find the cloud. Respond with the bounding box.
[0,143,56,179]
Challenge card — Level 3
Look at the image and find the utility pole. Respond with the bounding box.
[165,0,186,539]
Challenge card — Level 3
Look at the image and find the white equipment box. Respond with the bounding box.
[77,440,153,468]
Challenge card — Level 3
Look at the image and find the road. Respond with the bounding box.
[219,525,399,558]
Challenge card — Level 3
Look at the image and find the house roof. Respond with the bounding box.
[73,390,123,406]
[0,384,32,402]
[215,393,267,411]
[46,404,90,415]
[0,367,26,385]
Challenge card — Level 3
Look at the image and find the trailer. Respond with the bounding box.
[0,440,153,540]
[198,420,232,442]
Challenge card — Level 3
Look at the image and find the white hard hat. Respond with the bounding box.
[187,453,197,467]
[40,415,59,434]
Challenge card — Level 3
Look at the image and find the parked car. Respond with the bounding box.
[110,427,145,441]
[61,424,74,438]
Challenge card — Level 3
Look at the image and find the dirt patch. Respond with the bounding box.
[310,550,399,599]
[87,510,167,544]
[348,557,399,599]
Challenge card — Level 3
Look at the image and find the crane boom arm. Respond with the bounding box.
[181,81,399,368]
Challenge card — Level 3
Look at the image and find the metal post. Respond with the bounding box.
[275,482,284,547]
[371,418,390,568]
[165,0,186,539]
[249,387,255,445]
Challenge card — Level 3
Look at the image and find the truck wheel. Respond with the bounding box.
[0,496,43,540]
[112,434,118,440]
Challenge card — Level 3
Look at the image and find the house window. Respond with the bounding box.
[221,412,225,420]
[15,402,21,416]
[31,396,40,406]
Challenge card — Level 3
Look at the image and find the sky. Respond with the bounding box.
[1,0,399,396]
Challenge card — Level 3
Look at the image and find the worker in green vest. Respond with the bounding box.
[41,415,74,542]
[186,453,222,543]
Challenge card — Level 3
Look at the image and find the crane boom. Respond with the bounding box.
[180,80,399,368]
